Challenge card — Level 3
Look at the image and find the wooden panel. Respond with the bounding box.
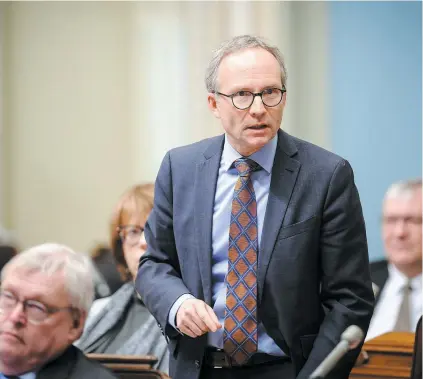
[86,353,158,367]
[86,353,169,379]
[350,332,415,379]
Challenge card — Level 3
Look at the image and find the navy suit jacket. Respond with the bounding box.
[136,129,374,379]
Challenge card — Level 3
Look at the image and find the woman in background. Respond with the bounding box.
[76,183,169,373]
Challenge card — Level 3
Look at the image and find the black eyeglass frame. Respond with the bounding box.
[0,289,75,324]
[213,86,286,110]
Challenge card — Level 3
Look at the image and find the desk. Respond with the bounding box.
[350,332,415,379]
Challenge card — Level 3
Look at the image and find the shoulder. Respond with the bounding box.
[281,131,354,191]
[165,135,224,165]
[370,259,389,287]
[86,296,111,321]
[283,130,346,170]
[72,347,118,379]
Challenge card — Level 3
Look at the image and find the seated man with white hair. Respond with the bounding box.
[367,179,422,340]
[0,243,118,378]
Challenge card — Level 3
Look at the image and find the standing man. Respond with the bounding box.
[367,179,422,340]
[136,35,374,379]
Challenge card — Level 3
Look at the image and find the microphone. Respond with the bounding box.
[309,325,364,379]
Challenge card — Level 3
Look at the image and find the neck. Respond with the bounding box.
[395,263,422,279]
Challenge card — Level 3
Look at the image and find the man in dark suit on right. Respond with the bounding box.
[367,179,422,340]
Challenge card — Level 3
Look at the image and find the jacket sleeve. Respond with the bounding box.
[297,160,375,379]
[135,151,191,339]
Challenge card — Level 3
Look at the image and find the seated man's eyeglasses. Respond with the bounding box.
[382,216,422,226]
[118,225,145,247]
[213,87,286,110]
[0,290,75,324]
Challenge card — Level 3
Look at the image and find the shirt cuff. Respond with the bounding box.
[168,293,195,332]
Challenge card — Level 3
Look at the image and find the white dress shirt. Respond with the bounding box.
[366,264,422,341]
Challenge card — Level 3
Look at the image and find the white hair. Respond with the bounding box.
[384,179,422,201]
[1,243,94,313]
[205,34,287,93]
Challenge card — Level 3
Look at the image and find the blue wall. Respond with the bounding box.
[329,2,422,261]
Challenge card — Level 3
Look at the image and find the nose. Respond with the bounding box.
[139,232,147,250]
[249,95,266,116]
[6,302,26,325]
[393,219,407,238]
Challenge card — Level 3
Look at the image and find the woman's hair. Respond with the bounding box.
[110,183,154,281]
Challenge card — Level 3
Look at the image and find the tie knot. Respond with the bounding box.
[404,281,413,292]
[234,158,260,177]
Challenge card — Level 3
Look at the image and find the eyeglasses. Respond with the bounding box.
[382,216,422,226]
[0,290,74,324]
[214,87,286,110]
[118,225,145,247]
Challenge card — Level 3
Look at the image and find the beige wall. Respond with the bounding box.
[0,3,6,227]
[1,2,329,252]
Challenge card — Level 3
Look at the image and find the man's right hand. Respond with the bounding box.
[176,298,222,338]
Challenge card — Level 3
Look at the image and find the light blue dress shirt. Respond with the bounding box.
[0,372,36,379]
[169,134,284,356]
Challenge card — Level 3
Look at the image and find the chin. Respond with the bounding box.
[248,137,271,151]
[0,348,21,364]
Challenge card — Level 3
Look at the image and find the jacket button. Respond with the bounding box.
[195,360,201,369]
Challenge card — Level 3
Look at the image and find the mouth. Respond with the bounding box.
[246,124,268,130]
[0,331,23,343]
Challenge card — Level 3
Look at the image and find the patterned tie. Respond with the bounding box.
[224,157,260,365]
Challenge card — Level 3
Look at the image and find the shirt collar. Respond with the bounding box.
[0,372,36,379]
[388,263,422,292]
[221,133,278,174]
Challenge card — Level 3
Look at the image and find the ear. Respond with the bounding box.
[281,90,287,106]
[68,309,87,342]
[207,93,221,119]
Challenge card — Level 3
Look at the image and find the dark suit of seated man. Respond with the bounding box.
[0,243,118,379]
[367,179,422,340]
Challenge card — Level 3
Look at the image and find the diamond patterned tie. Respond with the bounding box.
[224,157,260,365]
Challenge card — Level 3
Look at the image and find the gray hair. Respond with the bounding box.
[384,178,422,201]
[1,243,94,313]
[205,35,287,93]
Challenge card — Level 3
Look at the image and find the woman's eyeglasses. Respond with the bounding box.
[118,225,145,247]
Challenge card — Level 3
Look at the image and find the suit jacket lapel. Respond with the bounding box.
[194,136,224,305]
[258,130,301,302]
